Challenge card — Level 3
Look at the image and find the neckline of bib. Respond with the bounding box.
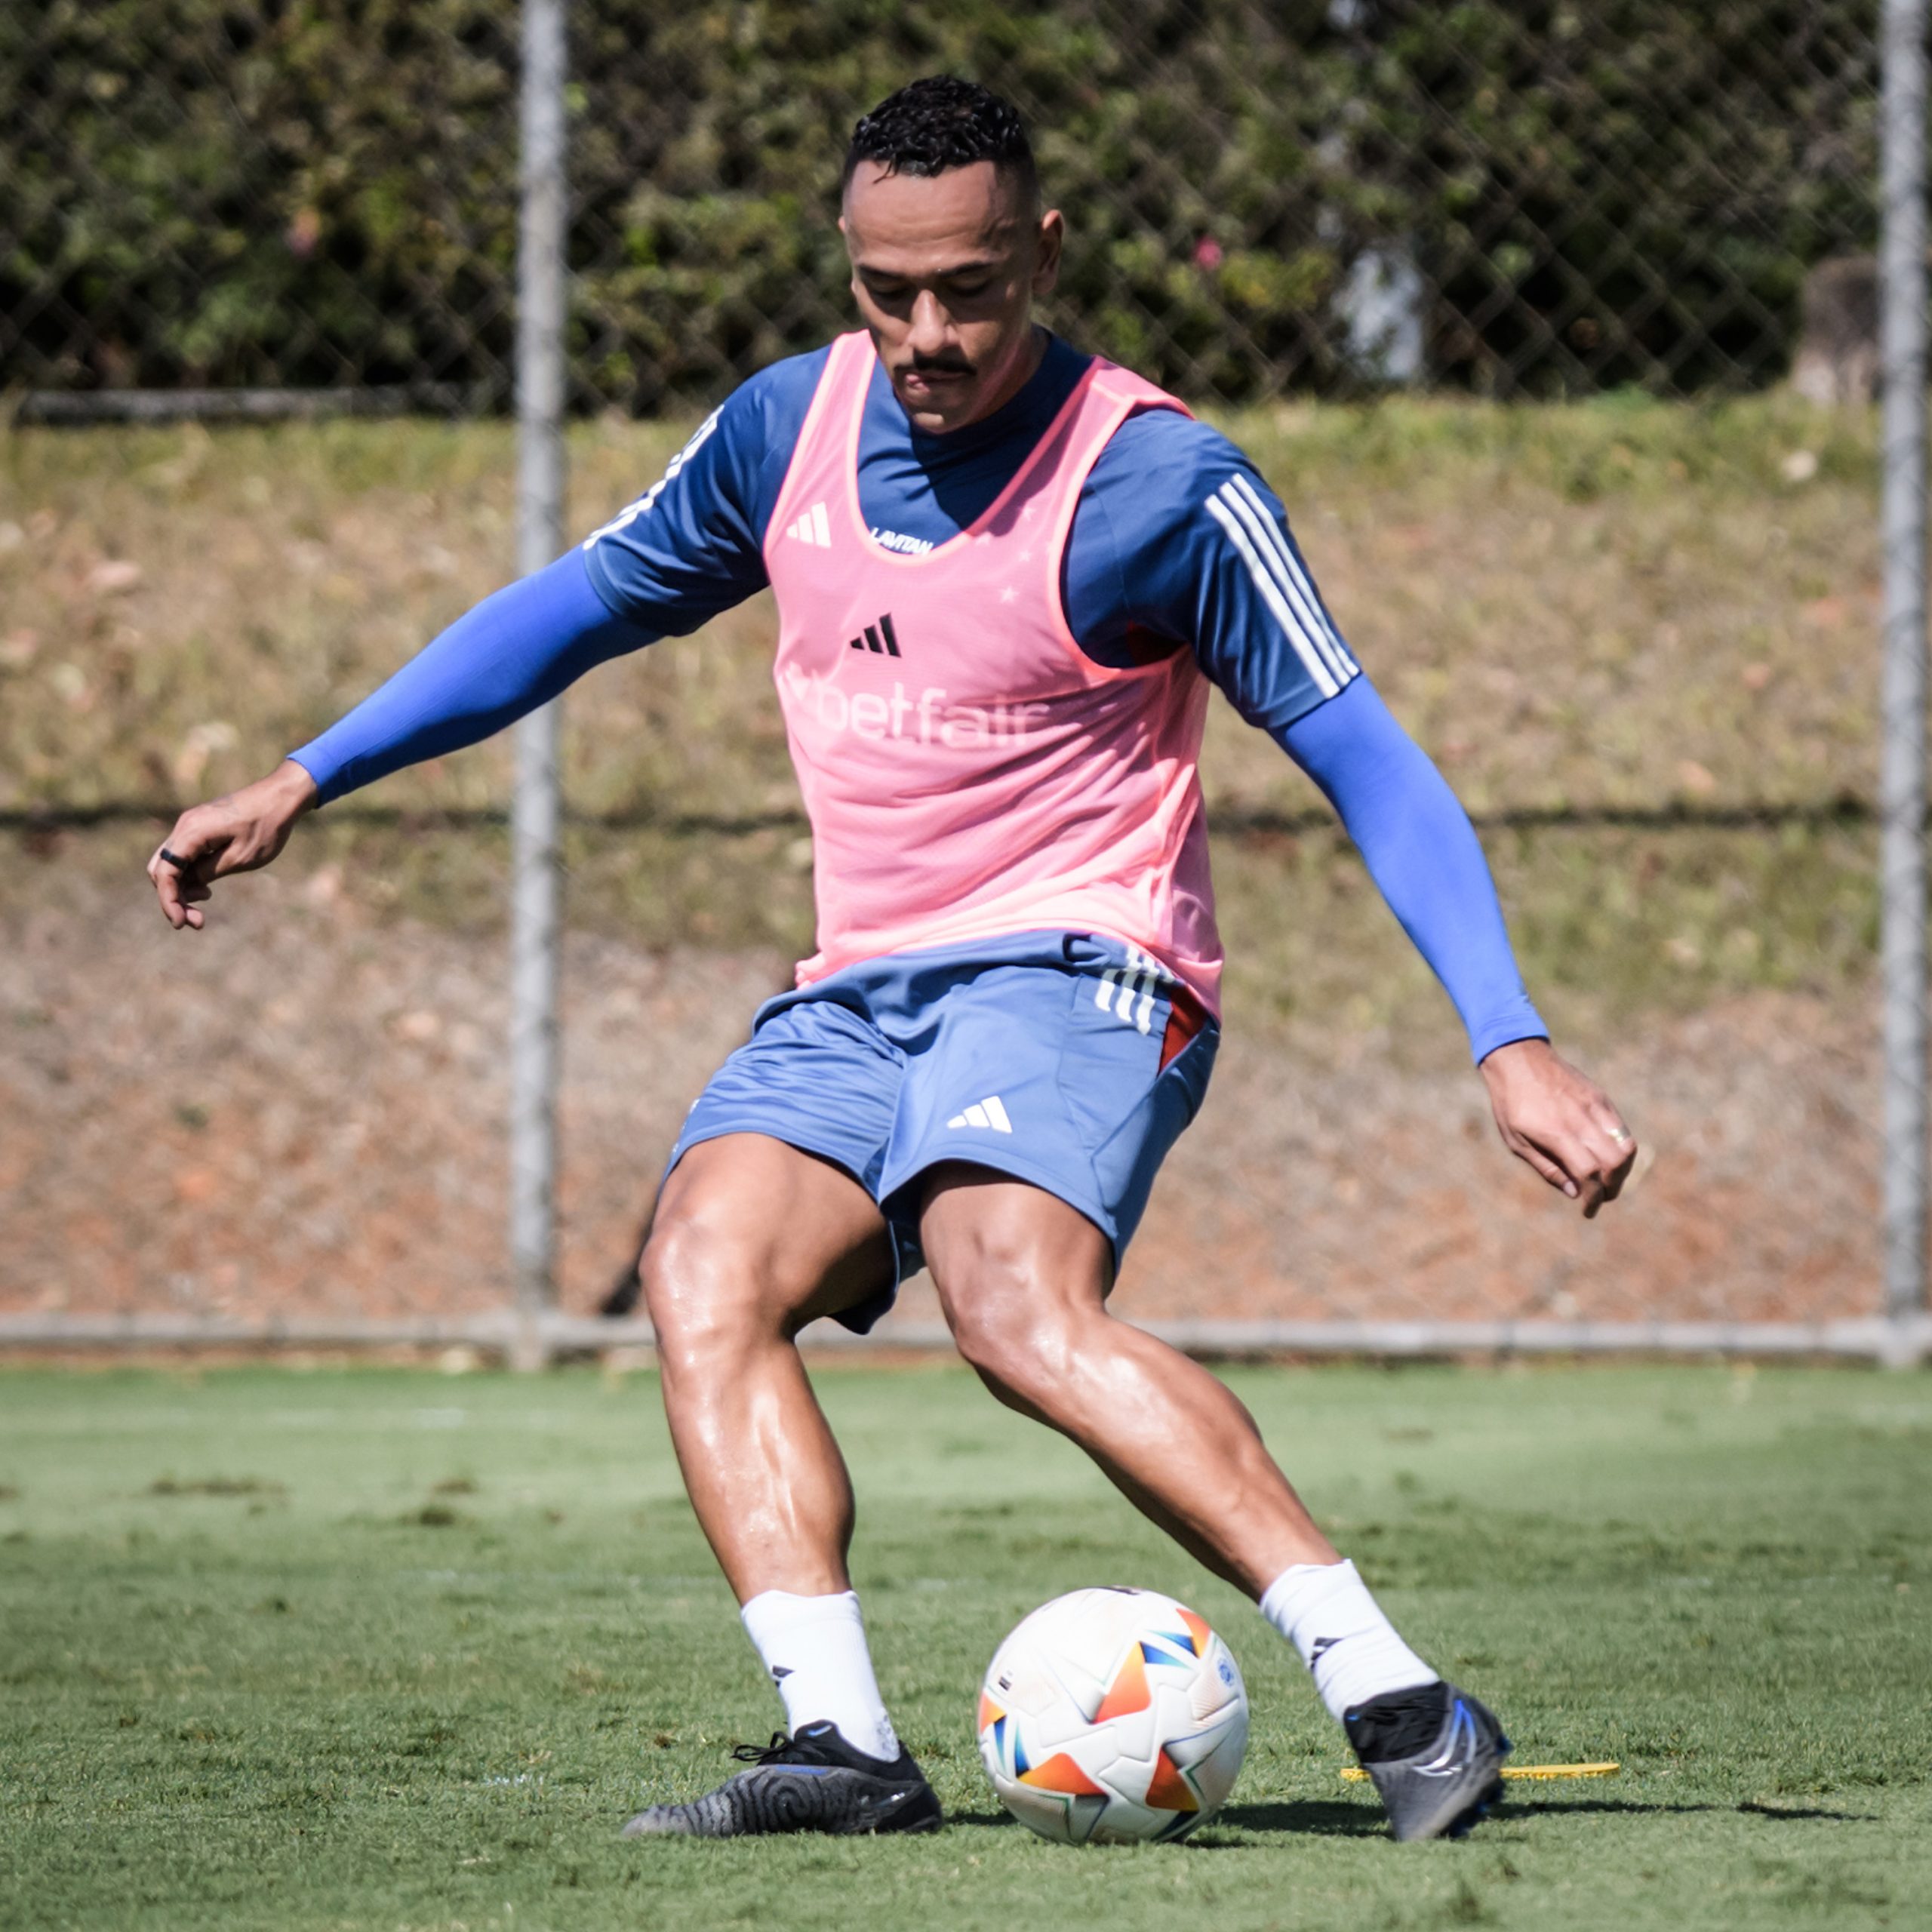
[839,334,1101,569]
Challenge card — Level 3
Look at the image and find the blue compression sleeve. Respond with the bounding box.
[1278,679,1547,1063]
[288,550,654,804]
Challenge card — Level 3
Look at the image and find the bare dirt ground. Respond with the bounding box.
[2,851,1878,1331]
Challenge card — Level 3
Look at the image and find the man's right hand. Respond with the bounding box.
[147,761,320,931]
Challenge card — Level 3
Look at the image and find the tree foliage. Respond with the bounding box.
[0,1,1878,405]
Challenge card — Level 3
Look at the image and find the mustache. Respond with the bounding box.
[909,352,973,376]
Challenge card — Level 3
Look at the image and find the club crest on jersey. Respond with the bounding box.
[847,613,903,657]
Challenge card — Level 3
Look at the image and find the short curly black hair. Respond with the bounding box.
[843,75,1037,205]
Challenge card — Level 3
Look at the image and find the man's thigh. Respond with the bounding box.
[918,1162,1115,1313]
[650,1134,895,1334]
[661,994,910,1331]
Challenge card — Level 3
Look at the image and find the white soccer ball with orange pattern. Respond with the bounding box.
[977,1586,1249,1843]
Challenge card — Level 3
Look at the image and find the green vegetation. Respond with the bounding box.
[0,1364,1925,1930]
[6,3,1874,401]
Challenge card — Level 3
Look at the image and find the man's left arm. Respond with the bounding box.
[1072,419,1636,1216]
[1279,681,1636,1217]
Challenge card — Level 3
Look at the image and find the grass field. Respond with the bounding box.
[2,1364,1927,1930]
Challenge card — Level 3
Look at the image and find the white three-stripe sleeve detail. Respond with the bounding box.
[1204,494,1340,699]
[581,407,721,549]
[1225,473,1358,679]
[1215,479,1352,687]
[1096,968,1121,1015]
[1225,472,1355,676]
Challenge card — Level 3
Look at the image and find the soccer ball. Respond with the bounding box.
[977,1586,1249,1844]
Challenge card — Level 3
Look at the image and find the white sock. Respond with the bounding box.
[1260,1558,1438,1724]
[739,1589,900,1762]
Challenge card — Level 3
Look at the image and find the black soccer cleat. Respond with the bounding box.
[1346,1680,1510,1842]
[620,1721,944,1839]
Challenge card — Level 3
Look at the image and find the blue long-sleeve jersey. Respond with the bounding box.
[291,332,1546,1063]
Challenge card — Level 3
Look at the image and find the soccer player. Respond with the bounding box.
[147,78,1637,1842]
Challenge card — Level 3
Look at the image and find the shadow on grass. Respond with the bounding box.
[942,1795,1876,1842]
[1734,1801,1878,1823]
[1197,1797,1755,1842]
[1507,1798,1874,1824]
[943,1801,1386,1841]
[1208,1800,1386,1839]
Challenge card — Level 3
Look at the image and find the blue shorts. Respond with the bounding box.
[668,931,1220,1332]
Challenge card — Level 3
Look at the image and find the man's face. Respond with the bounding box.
[841,159,1063,435]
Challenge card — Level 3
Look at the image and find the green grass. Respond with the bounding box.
[2,1364,1927,1930]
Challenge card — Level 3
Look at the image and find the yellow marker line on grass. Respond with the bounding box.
[1341,1761,1620,1783]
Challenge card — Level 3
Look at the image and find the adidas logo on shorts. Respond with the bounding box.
[946,1095,1013,1133]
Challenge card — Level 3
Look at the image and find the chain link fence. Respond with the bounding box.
[2,2,1887,413]
[2,2,1927,1361]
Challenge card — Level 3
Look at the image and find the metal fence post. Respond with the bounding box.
[1879,0,1929,1367]
[509,0,568,1370]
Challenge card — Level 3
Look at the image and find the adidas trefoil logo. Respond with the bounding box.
[847,611,902,657]
[786,501,832,548]
[946,1095,1013,1133]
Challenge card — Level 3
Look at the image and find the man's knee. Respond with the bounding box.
[640,1205,785,1374]
[924,1176,1113,1406]
[941,1253,1088,1410]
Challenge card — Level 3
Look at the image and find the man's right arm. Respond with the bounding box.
[149,353,826,928]
[288,549,651,805]
[149,546,654,927]
[294,367,823,803]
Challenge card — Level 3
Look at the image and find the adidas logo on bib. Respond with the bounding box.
[846,612,902,657]
[946,1095,1013,1134]
[786,501,832,548]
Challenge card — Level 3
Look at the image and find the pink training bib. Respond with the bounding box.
[763,332,1223,1011]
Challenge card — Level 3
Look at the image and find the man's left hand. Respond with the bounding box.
[1478,1038,1635,1218]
